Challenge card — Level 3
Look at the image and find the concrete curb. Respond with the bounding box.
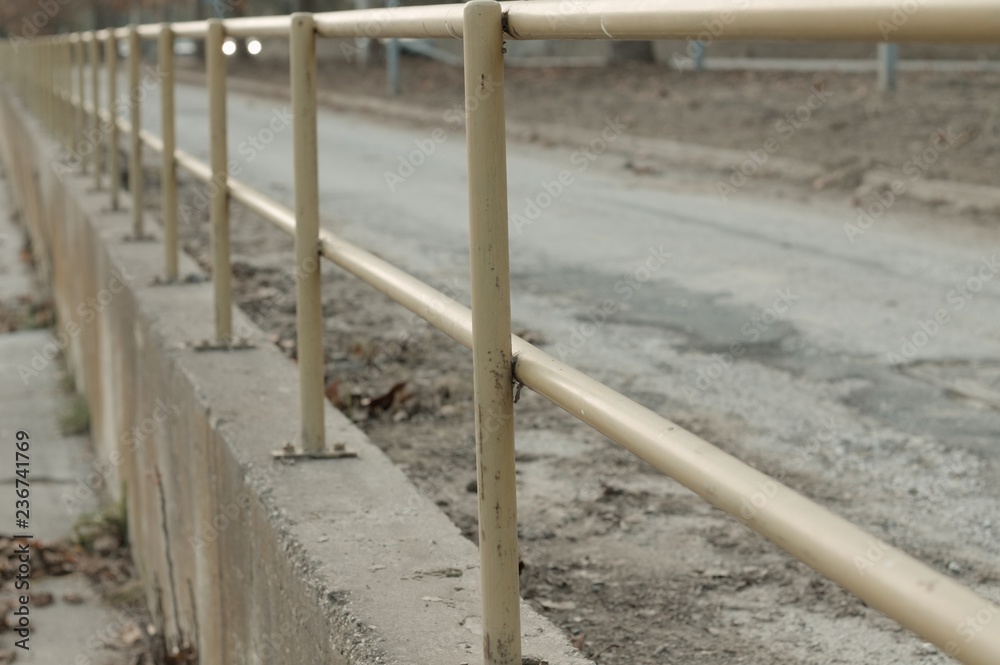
[0,89,592,665]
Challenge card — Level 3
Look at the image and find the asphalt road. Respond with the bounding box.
[125,75,1000,440]
[76,59,1000,663]
[103,68,1000,662]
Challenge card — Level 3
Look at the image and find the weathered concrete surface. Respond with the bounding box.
[0,91,592,664]
[0,159,133,664]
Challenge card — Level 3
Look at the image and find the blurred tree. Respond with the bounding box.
[0,0,178,37]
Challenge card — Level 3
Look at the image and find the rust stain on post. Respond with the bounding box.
[464,2,521,664]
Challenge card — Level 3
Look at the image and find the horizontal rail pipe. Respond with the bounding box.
[501,0,1000,42]
[339,229,1000,665]
[223,15,293,38]
[109,113,170,158]
[318,222,1000,665]
[310,0,1000,42]
[174,148,212,182]
[114,24,163,39]
[162,22,207,39]
[31,0,1000,44]
[314,5,465,39]
[16,3,1000,661]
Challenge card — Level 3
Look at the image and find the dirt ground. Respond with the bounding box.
[225,56,1000,189]
[164,60,999,664]
[172,191,994,665]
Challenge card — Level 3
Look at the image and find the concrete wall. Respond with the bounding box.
[0,91,592,665]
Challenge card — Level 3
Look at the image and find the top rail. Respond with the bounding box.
[315,5,464,39]
[111,0,1000,43]
[502,0,1000,42]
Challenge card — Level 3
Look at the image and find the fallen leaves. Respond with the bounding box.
[0,295,53,334]
[325,378,424,423]
[361,381,410,416]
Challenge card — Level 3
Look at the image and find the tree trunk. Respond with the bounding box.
[91,0,109,30]
[610,41,655,64]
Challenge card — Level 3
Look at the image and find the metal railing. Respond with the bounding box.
[2,2,999,664]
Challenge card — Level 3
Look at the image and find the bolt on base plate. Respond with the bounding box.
[189,337,255,352]
[271,441,358,460]
[151,274,208,287]
[122,233,157,242]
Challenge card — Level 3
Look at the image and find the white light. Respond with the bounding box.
[247,39,262,56]
[222,39,237,56]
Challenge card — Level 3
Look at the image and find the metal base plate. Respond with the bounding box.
[189,337,255,352]
[271,442,358,460]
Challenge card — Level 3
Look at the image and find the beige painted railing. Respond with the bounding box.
[2,2,999,664]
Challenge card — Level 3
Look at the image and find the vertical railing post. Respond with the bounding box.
[44,40,53,132]
[877,42,898,93]
[106,30,120,210]
[33,43,40,116]
[127,26,143,236]
[290,12,325,454]
[159,24,178,281]
[54,38,62,144]
[692,40,706,70]
[76,34,88,174]
[463,3,521,665]
[51,39,59,139]
[38,41,45,127]
[386,0,401,96]
[62,36,73,150]
[33,41,38,111]
[207,19,232,341]
[90,32,103,190]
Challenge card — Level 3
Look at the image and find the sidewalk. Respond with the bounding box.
[0,159,138,662]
